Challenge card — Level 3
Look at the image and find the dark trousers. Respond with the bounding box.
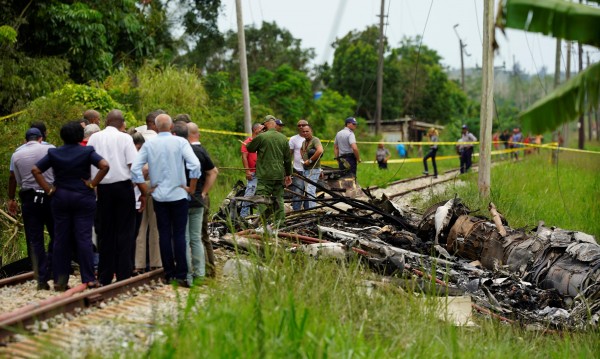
[20,189,54,284]
[460,147,474,173]
[201,196,216,277]
[423,148,438,176]
[153,198,189,281]
[338,154,357,176]
[96,181,136,285]
[51,189,96,285]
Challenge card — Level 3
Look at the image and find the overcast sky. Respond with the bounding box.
[218,0,599,75]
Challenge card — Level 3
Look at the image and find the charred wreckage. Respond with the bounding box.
[211,171,600,331]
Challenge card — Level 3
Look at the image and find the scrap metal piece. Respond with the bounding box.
[488,202,507,237]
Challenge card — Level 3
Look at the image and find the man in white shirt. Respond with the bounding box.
[87,109,143,285]
[288,119,308,211]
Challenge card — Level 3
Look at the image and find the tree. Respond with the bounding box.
[497,0,600,133]
[1,0,174,83]
[191,21,315,76]
[329,30,469,123]
[249,64,314,122]
[328,26,380,121]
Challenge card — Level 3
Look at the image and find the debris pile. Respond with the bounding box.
[212,178,599,330]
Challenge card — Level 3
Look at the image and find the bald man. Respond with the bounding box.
[131,114,201,286]
[83,110,101,126]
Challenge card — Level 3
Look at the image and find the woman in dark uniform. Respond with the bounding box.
[32,121,109,291]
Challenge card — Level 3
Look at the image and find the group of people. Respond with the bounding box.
[495,127,542,160]
[239,116,360,226]
[9,109,218,291]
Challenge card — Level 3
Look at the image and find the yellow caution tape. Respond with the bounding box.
[0,110,26,121]
[1,108,596,155]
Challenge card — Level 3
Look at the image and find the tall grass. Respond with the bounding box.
[416,150,600,239]
[140,250,599,358]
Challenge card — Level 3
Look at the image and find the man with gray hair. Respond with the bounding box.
[131,114,201,286]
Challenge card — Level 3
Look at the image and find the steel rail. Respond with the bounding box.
[0,272,34,288]
[0,268,165,341]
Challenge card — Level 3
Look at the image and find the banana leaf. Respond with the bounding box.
[497,0,600,47]
[519,61,600,133]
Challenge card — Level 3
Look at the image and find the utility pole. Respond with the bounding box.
[478,0,494,198]
[453,24,468,92]
[587,52,592,141]
[578,39,584,149]
[375,0,385,136]
[563,41,572,146]
[553,39,561,89]
[236,0,252,133]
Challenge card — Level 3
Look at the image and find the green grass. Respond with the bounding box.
[415,151,600,239]
[136,251,599,358]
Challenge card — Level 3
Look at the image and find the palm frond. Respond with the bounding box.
[519,61,600,133]
[497,0,600,47]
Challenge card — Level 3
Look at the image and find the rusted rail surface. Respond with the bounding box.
[0,272,34,288]
[0,268,165,341]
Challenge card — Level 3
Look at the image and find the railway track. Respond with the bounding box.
[0,269,168,345]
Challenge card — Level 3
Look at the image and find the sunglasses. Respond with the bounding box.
[297,124,308,127]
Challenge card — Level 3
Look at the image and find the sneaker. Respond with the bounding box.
[422,171,429,175]
[433,175,438,179]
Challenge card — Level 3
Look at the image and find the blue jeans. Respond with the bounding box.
[186,206,206,281]
[291,171,305,211]
[302,168,321,209]
[240,173,257,218]
[153,198,189,281]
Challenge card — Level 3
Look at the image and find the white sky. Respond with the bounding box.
[218,0,599,74]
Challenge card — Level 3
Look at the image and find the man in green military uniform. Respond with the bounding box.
[246,115,292,226]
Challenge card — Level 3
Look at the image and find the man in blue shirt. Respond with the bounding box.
[131,114,201,286]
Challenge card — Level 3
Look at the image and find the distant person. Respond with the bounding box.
[334,117,361,178]
[240,123,264,218]
[510,127,523,161]
[246,115,292,227]
[396,143,407,158]
[499,129,511,159]
[375,142,391,169]
[289,119,308,211]
[422,128,439,178]
[32,121,109,291]
[492,131,500,151]
[459,124,477,173]
[534,134,543,154]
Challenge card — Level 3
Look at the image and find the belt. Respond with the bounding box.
[339,153,355,158]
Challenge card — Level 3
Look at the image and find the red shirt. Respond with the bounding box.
[241,137,257,173]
